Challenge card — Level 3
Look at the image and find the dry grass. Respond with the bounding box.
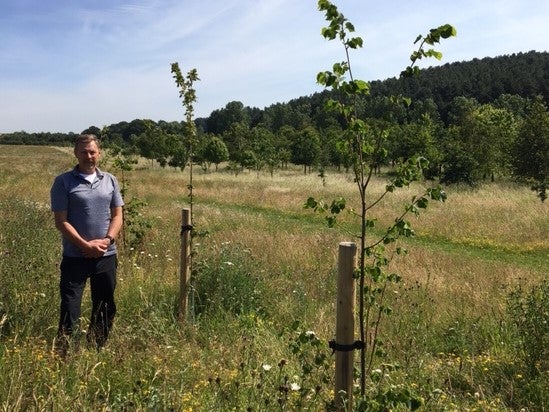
[2,145,548,410]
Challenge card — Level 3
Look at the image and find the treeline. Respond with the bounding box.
[372,50,549,120]
[1,51,548,197]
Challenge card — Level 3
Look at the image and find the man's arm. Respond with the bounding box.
[106,206,123,241]
[53,210,108,258]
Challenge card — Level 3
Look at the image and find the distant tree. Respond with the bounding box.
[322,125,350,171]
[81,125,101,137]
[440,126,478,185]
[106,121,130,142]
[134,121,170,167]
[511,96,549,201]
[200,135,229,171]
[290,126,321,174]
[222,121,250,162]
[239,150,257,171]
[447,96,479,126]
[493,94,529,118]
[168,143,188,170]
[388,115,437,167]
[440,100,518,183]
[275,125,295,169]
[469,104,518,181]
[206,101,249,134]
[127,119,147,139]
[263,103,292,132]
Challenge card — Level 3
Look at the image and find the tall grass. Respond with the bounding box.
[0,145,547,410]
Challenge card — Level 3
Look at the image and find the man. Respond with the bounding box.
[50,134,124,354]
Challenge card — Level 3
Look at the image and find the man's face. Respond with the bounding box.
[74,141,100,173]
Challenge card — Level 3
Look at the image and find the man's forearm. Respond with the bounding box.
[106,207,123,240]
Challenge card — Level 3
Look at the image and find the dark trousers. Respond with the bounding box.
[58,255,117,348]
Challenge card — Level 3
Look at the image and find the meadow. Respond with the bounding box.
[0,144,547,411]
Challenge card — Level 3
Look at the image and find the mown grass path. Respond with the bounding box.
[198,198,548,273]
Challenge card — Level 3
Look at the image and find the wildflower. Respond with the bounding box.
[262,364,272,371]
[290,382,301,391]
[223,261,234,266]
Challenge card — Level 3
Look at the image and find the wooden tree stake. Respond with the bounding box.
[178,208,191,320]
[335,241,357,411]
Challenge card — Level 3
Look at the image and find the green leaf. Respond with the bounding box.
[368,266,382,281]
[304,197,318,209]
[330,197,346,214]
[439,24,457,38]
[417,197,429,209]
[316,71,326,85]
[347,36,363,49]
[321,27,337,40]
[353,79,370,93]
[425,49,443,60]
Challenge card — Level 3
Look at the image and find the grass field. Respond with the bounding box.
[0,144,547,411]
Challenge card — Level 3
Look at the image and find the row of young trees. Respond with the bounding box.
[96,92,547,200]
[1,93,547,200]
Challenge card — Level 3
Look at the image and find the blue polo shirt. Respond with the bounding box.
[50,167,124,257]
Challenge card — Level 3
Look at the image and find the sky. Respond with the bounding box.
[1,0,548,134]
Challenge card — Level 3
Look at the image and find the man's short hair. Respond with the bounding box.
[74,134,100,149]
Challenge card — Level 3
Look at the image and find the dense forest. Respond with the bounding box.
[2,51,548,198]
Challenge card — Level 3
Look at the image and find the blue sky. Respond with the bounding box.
[1,0,548,133]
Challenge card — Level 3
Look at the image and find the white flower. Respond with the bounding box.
[223,261,234,266]
[262,364,272,371]
[290,382,301,391]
